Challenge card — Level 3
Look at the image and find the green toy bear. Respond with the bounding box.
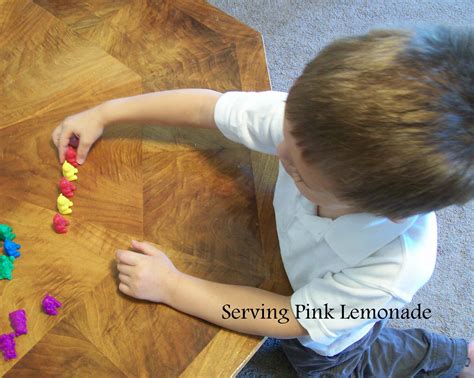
[0,255,15,280]
[0,224,16,241]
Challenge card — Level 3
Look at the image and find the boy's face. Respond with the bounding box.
[277,117,406,223]
[277,117,356,212]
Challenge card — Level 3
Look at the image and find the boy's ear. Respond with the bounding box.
[390,217,405,224]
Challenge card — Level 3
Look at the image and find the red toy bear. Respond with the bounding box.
[53,214,69,234]
[65,146,79,168]
[59,177,76,198]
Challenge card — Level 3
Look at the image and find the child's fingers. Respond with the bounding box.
[131,240,161,257]
[51,127,60,148]
[117,263,133,276]
[116,249,139,266]
[76,139,92,165]
[118,282,132,296]
[58,127,73,163]
[118,273,131,284]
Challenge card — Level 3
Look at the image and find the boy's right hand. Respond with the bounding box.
[51,104,107,164]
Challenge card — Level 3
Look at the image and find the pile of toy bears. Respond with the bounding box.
[0,224,63,361]
[0,296,62,361]
[0,224,20,280]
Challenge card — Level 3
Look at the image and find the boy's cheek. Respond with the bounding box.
[280,159,294,178]
[276,142,287,160]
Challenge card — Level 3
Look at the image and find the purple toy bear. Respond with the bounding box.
[0,333,16,361]
[42,294,62,316]
[9,309,27,336]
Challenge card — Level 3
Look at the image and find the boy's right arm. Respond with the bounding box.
[102,89,222,130]
[52,89,222,163]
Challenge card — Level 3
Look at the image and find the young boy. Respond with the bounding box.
[52,26,473,376]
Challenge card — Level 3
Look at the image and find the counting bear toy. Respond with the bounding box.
[42,294,62,316]
[59,177,76,198]
[53,214,69,234]
[0,224,15,241]
[65,146,79,168]
[9,310,27,337]
[57,194,73,215]
[0,333,16,361]
[69,134,79,148]
[62,161,78,181]
[3,240,20,258]
[0,255,15,280]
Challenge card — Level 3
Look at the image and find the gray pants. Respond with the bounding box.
[280,320,469,377]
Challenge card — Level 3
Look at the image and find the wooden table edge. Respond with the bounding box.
[179,331,267,377]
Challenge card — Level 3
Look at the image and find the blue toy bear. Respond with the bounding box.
[3,240,21,258]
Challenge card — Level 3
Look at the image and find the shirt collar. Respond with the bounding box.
[323,213,419,266]
[296,186,419,266]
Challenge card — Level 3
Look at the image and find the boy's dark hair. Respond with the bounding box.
[285,26,474,219]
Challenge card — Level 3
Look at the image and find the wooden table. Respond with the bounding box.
[0,0,292,376]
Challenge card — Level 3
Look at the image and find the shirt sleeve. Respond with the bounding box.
[213,91,287,156]
[291,214,437,351]
[290,256,409,347]
[291,273,398,346]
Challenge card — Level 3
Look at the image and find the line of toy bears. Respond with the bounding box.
[53,136,80,233]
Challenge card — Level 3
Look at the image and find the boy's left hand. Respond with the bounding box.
[115,240,180,304]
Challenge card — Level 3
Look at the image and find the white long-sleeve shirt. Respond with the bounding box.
[213,90,437,356]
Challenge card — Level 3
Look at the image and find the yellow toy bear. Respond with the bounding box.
[57,193,73,215]
[62,161,78,181]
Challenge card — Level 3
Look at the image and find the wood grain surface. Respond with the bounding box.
[0,0,292,376]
